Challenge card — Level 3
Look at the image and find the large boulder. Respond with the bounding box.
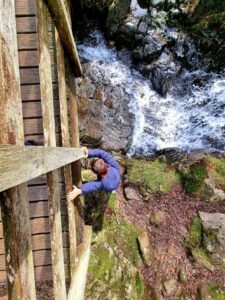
[199,212,225,266]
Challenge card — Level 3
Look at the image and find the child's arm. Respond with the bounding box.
[88,149,120,170]
[67,181,102,201]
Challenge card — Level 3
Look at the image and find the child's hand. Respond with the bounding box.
[67,185,82,201]
[83,147,88,158]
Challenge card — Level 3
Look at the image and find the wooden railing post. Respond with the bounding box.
[35,0,67,298]
[0,1,36,299]
[68,71,85,244]
[55,29,78,276]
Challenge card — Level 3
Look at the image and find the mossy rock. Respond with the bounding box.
[85,191,145,299]
[186,216,203,250]
[179,156,225,200]
[205,156,225,191]
[180,162,207,196]
[81,169,97,182]
[201,284,225,300]
[127,158,180,194]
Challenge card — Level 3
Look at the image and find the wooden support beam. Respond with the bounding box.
[36,1,67,298]
[0,145,84,192]
[67,226,92,300]
[68,70,85,244]
[56,30,77,276]
[44,0,82,77]
[0,1,36,299]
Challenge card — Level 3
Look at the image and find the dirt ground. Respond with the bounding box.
[0,281,54,300]
[118,180,225,299]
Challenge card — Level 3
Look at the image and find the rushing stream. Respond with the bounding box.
[77,31,225,156]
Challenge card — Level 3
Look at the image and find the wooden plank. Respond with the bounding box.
[36,1,67,298]
[20,67,57,85]
[0,145,84,192]
[0,264,71,282]
[44,0,82,76]
[56,30,77,276]
[16,16,37,33]
[0,233,69,255]
[18,50,39,67]
[0,215,68,237]
[28,185,65,202]
[21,84,58,101]
[0,249,69,271]
[19,49,55,67]
[17,33,38,50]
[23,117,61,135]
[68,70,84,244]
[21,84,41,100]
[15,0,36,16]
[22,101,60,118]
[0,199,67,221]
[68,226,92,300]
[0,1,36,298]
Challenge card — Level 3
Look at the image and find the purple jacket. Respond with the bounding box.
[80,149,120,195]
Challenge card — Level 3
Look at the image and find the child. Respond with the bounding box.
[67,147,120,201]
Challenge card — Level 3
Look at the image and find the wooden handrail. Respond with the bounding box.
[67,226,92,300]
[44,0,82,77]
[0,145,84,192]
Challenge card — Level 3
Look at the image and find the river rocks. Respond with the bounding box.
[124,186,137,200]
[75,69,132,151]
[199,212,225,266]
[150,210,166,226]
[106,0,131,36]
[138,231,154,265]
[163,278,178,296]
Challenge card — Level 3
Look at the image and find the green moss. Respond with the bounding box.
[107,192,118,212]
[180,163,207,195]
[206,156,225,190]
[207,284,225,300]
[187,216,203,249]
[81,169,97,182]
[135,273,145,297]
[127,159,179,194]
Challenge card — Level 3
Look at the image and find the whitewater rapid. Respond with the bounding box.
[77,31,225,156]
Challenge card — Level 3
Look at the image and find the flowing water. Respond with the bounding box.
[77,31,225,156]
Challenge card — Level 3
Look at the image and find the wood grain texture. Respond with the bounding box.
[0,145,84,192]
[0,264,70,282]
[16,16,37,33]
[20,67,57,85]
[22,101,59,118]
[19,50,39,67]
[0,248,69,270]
[56,30,77,276]
[17,33,38,50]
[0,1,36,298]
[23,117,61,135]
[44,0,82,76]
[36,1,66,298]
[0,233,69,255]
[15,0,36,16]
[68,226,92,300]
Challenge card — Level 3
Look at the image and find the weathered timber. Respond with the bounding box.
[17,33,38,49]
[36,1,67,298]
[22,101,60,118]
[0,1,36,298]
[20,66,57,85]
[68,226,92,300]
[44,0,82,76]
[0,248,69,270]
[0,264,71,282]
[0,145,84,192]
[15,0,36,16]
[68,70,84,244]
[0,233,69,255]
[0,215,68,237]
[56,29,77,276]
[19,50,39,67]
[16,16,37,33]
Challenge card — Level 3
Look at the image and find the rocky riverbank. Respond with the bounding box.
[82,151,225,299]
